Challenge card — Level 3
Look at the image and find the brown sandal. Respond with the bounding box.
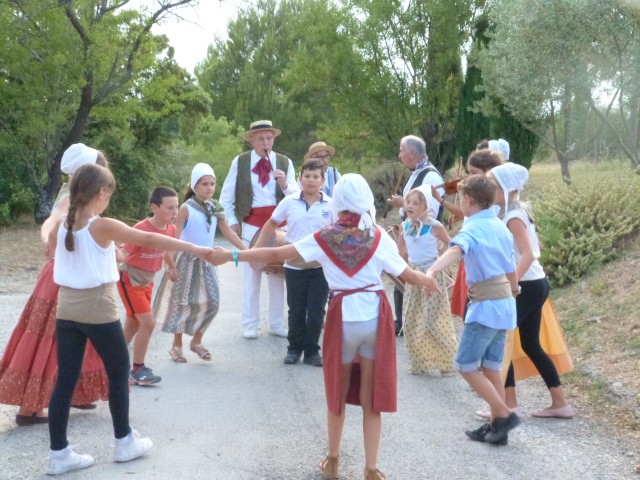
[319,455,339,479]
[169,346,187,363]
[190,344,212,361]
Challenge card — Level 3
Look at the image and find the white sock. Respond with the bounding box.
[50,446,71,459]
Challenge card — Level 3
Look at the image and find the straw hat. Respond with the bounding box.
[242,120,282,141]
[304,141,336,160]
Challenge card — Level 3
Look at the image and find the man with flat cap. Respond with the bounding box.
[304,141,341,197]
[220,120,299,339]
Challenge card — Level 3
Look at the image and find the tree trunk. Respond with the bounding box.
[557,151,572,184]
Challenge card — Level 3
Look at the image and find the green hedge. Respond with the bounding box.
[534,172,640,286]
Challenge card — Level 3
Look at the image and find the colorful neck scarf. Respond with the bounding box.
[187,197,224,232]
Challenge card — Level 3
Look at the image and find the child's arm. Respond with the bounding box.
[115,245,131,264]
[432,224,451,247]
[164,251,177,282]
[207,244,299,266]
[397,231,408,262]
[218,219,246,251]
[252,219,280,249]
[507,270,519,297]
[427,245,462,275]
[41,196,69,258]
[47,217,63,257]
[507,217,535,281]
[91,218,211,260]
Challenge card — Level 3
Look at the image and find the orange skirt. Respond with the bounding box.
[501,298,574,382]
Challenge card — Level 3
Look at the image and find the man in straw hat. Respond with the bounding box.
[304,141,341,197]
[220,120,299,339]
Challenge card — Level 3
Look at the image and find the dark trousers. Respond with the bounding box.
[393,287,403,326]
[284,267,329,356]
[505,277,561,389]
[49,320,131,450]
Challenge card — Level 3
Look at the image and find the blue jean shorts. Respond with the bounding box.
[454,321,507,372]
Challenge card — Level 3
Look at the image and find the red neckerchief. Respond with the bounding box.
[252,157,272,187]
[314,214,381,277]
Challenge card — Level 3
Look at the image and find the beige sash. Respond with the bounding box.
[57,284,119,324]
[468,274,511,303]
[120,263,155,287]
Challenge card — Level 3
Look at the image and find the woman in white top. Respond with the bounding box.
[490,163,574,419]
[47,163,211,476]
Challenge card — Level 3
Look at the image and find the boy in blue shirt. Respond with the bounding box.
[424,175,521,445]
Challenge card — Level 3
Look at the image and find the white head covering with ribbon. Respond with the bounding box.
[332,173,376,231]
[61,143,99,175]
[488,138,510,161]
[190,163,216,190]
[491,163,529,214]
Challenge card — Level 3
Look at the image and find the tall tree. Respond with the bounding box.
[0,0,198,222]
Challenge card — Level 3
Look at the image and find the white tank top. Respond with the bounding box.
[180,203,218,247]
[503,208,545,281]
[54,216,118,288]
[402,219,441,265]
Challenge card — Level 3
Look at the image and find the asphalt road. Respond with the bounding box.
[0,240,636,479]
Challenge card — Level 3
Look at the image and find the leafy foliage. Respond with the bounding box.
[535,167,640,286]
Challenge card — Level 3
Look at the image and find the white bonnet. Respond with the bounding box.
[61,143,99,175]
[332,173,376,230]
[191,163,215,190]
[488,138,510,161]
[491,163,528,210]
[409,185,435,217]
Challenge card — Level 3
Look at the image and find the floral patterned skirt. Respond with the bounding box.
[0,259,109,411]
[402,262,457,374]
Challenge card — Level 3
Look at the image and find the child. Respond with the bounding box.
[208,174,435,480]
[0,143,109,426]
[254,158,334,366]
[116,186,179,385]
[397,186,456,374]
[155,163,244,363]
[490,163,574,418]
[47,163,212,475]
[424,175,521,445]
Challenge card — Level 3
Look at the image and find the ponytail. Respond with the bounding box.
[183,183,195,202]
[64,203,77,251]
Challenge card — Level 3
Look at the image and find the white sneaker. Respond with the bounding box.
[243,326,258,339]
[46,448,95,475]
[269,325,288,338]
[114,429,153,462]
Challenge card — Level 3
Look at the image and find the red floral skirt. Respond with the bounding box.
[0,259,109,411]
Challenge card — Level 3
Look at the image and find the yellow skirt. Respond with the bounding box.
[501,298,574,382]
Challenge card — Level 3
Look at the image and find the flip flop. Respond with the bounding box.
[71,403,97,410]
[16,413,48,426]
[190,344,212,361]
[169,346,187,363]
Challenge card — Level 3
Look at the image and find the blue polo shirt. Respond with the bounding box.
[450,208,517,330]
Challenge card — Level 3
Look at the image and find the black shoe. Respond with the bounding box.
[303,353,323,367]
[485,412,521,443]
[394,321,403,336]
[283,352,301,365]
[465,423,508,446]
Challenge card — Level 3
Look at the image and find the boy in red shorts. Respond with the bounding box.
[116,186,179,385]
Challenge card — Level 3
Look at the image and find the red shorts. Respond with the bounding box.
[117,271,153,317]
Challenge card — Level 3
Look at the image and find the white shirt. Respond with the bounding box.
[503,208,545,281]
[54,217,119,289]
[295,227,407,322]
[271,192,334,268]
[219,150,299,226]
[402,220,442,265]
[180,203,218,247]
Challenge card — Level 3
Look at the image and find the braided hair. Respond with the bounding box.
[64,163,116,251]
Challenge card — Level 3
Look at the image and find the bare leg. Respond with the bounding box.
[123,316,138,345]
[17,407,46,417]
[190,331,204,350]
[173,333,183,349]
[504,386,518,409]
[131,312,155,365]
[548,386,569,409]
[359,357,381,471]
[461,368,510,420]
[327,363,352,458]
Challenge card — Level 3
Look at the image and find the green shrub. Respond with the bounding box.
[535,173,640,286]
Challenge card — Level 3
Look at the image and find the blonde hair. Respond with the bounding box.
[65,164,116,251]
[405,188,430,221]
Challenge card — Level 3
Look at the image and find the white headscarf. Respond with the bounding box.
[491,163,529,213]
[488,138,510,161]
[61,143,99,175]
[191,163,216,190]
[332,173,376,231]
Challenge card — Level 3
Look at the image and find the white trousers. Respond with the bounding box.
[241,223,285,330]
